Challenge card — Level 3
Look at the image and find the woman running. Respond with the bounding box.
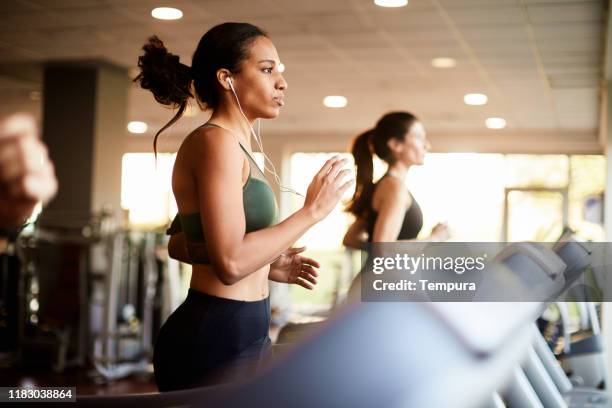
[135,22,353,391]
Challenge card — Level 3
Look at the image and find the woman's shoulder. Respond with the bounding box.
[376,176,409,204]
[377,175,406,193]
[187,125,238,148]
[179,125,242,160]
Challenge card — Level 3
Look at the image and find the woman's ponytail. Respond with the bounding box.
[345,129,375,217]
[134,36,193,156]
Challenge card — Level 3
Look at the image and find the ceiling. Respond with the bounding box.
[0,0,606,151]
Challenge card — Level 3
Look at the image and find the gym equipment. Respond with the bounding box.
[76,299,540,407]
[14,211,164,381]
[498,237,611,408]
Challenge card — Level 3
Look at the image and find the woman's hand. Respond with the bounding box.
[0,113,57,228]
[303,156,354,222]
[269,247,320,290]
[429,222,450,242]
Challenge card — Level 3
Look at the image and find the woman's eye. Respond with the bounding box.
[263,67,273,74]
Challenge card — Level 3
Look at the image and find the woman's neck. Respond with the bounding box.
[208,104,255,149]
[387,162,410,181]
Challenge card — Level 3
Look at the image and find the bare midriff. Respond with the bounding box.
[190,263,270,301]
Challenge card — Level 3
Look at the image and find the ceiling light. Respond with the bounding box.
[278,62,285,73]
[127,121,148,134]
[374,0,408,7]
[431,57,456,68]
[323,95,347,108]
[151,7,183,20]
[464,93,488,106]
[485,117,506,129]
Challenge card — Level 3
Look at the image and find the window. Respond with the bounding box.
[121,153,176,228]
[284,152,605,311]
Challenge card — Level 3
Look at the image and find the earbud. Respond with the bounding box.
[223,74,304,198]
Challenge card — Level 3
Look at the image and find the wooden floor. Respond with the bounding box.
[0,365,158,396]
[0,325,287,396]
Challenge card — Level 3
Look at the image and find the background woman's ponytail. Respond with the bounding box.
[134,35,193,157]
[346,129,375,217]
[345,112,418,217]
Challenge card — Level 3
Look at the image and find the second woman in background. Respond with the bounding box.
[343,112,448,248]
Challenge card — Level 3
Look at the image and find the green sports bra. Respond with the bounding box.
[166,124,278,244]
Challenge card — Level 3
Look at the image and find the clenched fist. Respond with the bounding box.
[0,113,57,229]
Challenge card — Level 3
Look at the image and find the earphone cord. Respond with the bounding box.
[228,81,304,198]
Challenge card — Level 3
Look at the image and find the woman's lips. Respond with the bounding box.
[273,97,284,106]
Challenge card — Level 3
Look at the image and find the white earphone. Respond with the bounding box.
[224,75,303,197]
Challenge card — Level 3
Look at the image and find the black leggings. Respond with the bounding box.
[153,289,272,391]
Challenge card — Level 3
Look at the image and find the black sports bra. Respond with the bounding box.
[366,174,423,241]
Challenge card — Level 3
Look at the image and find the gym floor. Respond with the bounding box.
[0,325,284,395]
[0,366,157,395]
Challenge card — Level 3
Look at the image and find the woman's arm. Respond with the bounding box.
[343,216,368,250]
[371,178,410,242]
[192,128,352,285]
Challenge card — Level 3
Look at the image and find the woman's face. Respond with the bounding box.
[230,36,287,119]
[398,121,430,166]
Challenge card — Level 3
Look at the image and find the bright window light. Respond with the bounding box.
[252,152,265,172]
[374,0,408,7]
[431,57,456,68]
[120,152,263,229]
[151,7,183,20]
[121,153,176,227]
[127,121,148,134]
[323,95,347,108]
[464,93,488,106]
[486,117,506,129]
[278,62,285,73]
[289,153,356,250]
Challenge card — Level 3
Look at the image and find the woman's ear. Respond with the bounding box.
[387,137,403,155]
[216,68,232,91]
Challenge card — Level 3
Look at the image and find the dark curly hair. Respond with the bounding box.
[134,22,268,155]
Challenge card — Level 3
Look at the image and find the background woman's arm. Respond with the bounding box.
[343,216,368,249]
[371,179,409,242]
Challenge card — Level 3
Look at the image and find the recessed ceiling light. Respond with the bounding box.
[127,121,148,134]
[323,95,347,108]
[464,93,488,106]
[374,0,408,7]
[151,7,183,20]
[278,62,285,73]
[486,117,506,129]
[431,57,456,68]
